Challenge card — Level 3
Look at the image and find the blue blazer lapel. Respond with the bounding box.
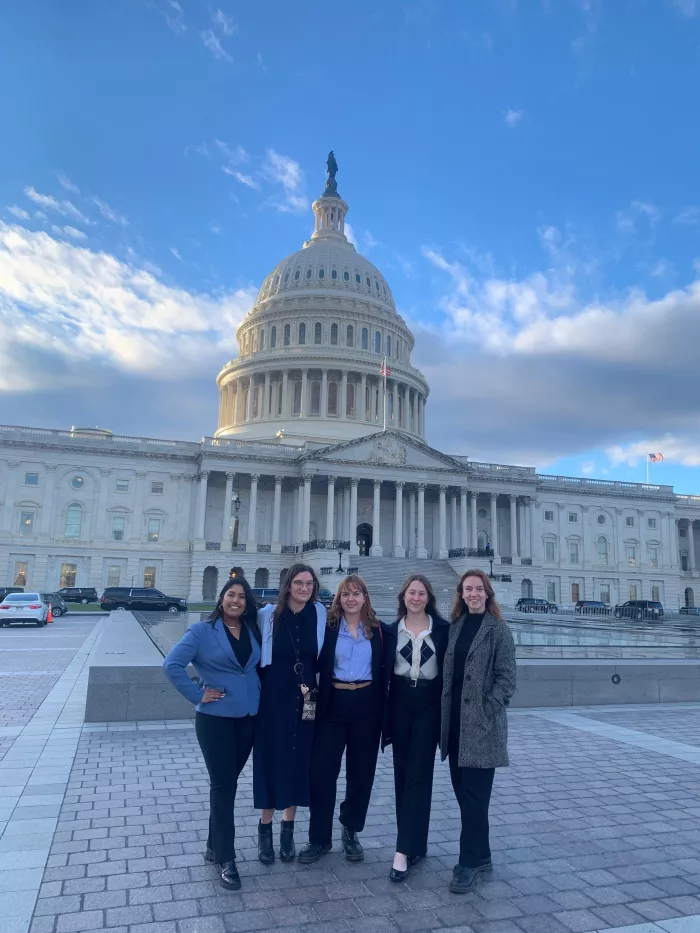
[213,619,243,671]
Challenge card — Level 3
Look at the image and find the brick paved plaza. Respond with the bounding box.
[3,617,700,933]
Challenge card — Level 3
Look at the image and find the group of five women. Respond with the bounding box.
[163,562,516,895]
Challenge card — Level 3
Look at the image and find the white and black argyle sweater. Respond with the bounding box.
[393,618,438,681]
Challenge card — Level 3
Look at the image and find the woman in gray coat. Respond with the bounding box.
[440,568,516,895]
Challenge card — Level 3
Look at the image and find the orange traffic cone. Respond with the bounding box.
[47,604,54,624]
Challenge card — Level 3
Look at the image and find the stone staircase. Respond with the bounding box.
[351,555,459,616]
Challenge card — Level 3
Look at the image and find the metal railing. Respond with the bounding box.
[231,544,246,552]
[302,539,351,552]
[205,542,221,550]
[281,545,299,554]
[501,557,512,565]
[521,557,533,566]
[257,544,271,552]
[448,547,494,559]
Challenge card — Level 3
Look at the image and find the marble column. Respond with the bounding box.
[529,499,538,561]
[460,488,468,548]
[325,475,336,541]
[321,369,328,418]
[245,377,254,422]
[245,473,259,552]
[221,472,234,548]
[282,370,289,419]
[344,485,351,546]
[194,470,209,541]
[350,479,359,554]
[449,492,458,551]
[490,493,499,558]
[235,378,243,424]
[509,495,518,559]
[271,476,283,553]
[416,483,427,558]
[391,382,397,426]
[337,486,345,541]
[303,474,312,543]
[470,493,477,548]
[689,520,696,572]
[438,485,448,559]
[370,480,383,556]
[360,373,367,422]
[393,481,405,557]
[295,481,304,548]
[408,489,417,556]
[263,373,271,420]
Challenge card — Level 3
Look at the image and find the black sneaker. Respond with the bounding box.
[449,864,479,894]
[297,842,332,864]
[341,826,364,861]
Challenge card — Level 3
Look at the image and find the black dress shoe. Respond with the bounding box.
[204,847,214,864]
[389,866,409,883]
[257,820,275,865]
[298,841,332,863]
[341,826,364,861]
[280,819,296,861]
[219,861,241,890]
[449,864,479,894]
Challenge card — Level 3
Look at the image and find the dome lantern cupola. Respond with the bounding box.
[308,151,350,246]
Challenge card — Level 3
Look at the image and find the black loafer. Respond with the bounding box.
[341,826,364,861]
[389,866,409,883]
[204,847,214,864]
[449,864,479,894]
[297,842,332,864]
[219,861,241,890]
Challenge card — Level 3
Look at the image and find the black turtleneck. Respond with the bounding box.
[449,611,486,749]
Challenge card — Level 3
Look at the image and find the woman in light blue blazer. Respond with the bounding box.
[163,576,261,892]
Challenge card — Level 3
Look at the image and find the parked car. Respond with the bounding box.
[0,592,50,627]
[0,586,24,600]
[680,606,700,616]
[41,593,68,618]
[515,597,557,614]
[57,587,98,604]
[318,588,335,609]
[251,587,280,608]
[575,600,611,616]
[613,599,664,621]
[100,587,188,613]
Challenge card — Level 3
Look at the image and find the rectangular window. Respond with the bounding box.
[65,506,82,538]
[24,472,39,486]
[143,566,157,588]
[630,584,638,600]
[116,479,129,492]
[147,519,161,543]
[626,516,635,527]
[648,518,657,529]
[649,546,659,568]
[571,582,580,602]
[569,541,579,563]
[59,563,77,588]
[546,582,556,602]
[107,565,121,587]
[545,540,555,562]
[626,545,636,566]
[112,517,126,541]
[680,527,687,537]
[600,583,611,604]
[651,584,660,602]
[13,561,28,586]
[19,511,35,536]
[544,510,554,522]
[568,512,577,523]
[150,482,164,494]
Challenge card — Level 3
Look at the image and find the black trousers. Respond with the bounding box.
[448,749,495,868]
[390,677,441,857]
[308,687,381,845]
[195,711,256,864]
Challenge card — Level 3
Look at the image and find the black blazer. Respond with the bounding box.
[381,614,450,750]
[316,621,385,722]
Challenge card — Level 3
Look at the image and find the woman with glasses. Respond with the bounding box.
[253,563,327,864]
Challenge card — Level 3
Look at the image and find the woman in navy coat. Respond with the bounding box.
[163,576,261,891]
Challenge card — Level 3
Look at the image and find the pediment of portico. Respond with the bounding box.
[300,430,467,474]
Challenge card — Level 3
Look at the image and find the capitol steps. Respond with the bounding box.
[350,555,459,614]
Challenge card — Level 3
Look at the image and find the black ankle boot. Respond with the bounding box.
[280,819,296,861]
[219,861,241,890]
[258,820,274,865]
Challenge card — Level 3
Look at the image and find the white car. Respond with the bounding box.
[0,592,50,627]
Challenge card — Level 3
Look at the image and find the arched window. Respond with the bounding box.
[292,381,302,416]
[328,381,338,416]
[365,275,371,289]
[330,323,338,345]
[331,269,338,280]
[294,269,301,281]
[375,278,380,293]
[374,331,381,353]
[344,270,350,281]
[319,268,325,279]
[310,381,321,415]
[386,335,392,357]
[270,326,277,349]
[306,268,312,280]
[259,328,265,351]
[314,322,322,344]
[346,383,355,418]
[298,323,306,345]
[276,382,283,415]
[477,530,488,550]
[361,327,368,350]
[283,272,289,284]
[284,324,290,346]
[65,505,82,538]
[346,325,354,347]
[596,536,608,565]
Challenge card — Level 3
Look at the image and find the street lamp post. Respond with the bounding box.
[486,543,494,579]
[336,547,345,574]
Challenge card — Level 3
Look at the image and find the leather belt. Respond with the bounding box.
[333,680,371,690]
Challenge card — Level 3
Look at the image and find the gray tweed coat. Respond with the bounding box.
[440,612,517,769]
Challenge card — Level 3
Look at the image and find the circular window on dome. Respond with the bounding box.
[294,269,301,281]
[318,268,325,279]
[355,273,361,284]
[306,268,312,280]
[597,514,606,525]
[478,508,487,519]
[331,269,337,280]
[344,271,350,281]
[71,475,85,490]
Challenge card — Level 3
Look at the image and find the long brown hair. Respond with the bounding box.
[328,574,380,637]
[273,563,320,632]
[451,568,504,622]
[397,574,438,621]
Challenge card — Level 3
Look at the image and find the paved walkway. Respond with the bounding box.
[3,618,700,933]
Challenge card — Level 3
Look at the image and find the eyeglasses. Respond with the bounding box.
[292,580,314,588]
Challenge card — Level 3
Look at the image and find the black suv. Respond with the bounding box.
[515,597,557,614]
[57,587,98,604]
[613,599,664,621]
[101,587,188,613]
[0,587,24,600]
[575,600,611,616]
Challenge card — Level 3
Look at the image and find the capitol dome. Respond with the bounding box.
[215,155,429,444]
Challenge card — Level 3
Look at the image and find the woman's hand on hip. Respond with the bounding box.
[201,687,225,703]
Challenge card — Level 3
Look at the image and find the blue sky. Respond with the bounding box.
[1,0,700,491]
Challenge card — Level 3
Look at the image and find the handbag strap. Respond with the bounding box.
[286,618,307,687]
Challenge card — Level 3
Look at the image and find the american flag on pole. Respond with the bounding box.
[379,360,391,377]
[648,453,664,463]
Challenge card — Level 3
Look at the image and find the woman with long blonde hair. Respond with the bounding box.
[298,574,386,864]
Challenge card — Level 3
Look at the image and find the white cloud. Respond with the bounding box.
[215,140,248,163]
[91,196,128,226]
[364,230,380,251]
[262,149,308,214]
[344,223,357,247]
[57,172,80,194]
[607,437,700,468]
[24,187,94,226]
[0,220,255,393]
[504,108,524,128]
[257,51,267,73]
[210,7,235,35]
[673,0,698,16]
[580,461,595,476]
[170,247,183,262]
[200,29,232,61]
[51,225,88,241]
[223,167,259,189]
[8,206,30,220]
[616,199,660,235]
[674,206,700,225]
[154,0,187,35]
[209,221,222,235]
[649,258,673,278]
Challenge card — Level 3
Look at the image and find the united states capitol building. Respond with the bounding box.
[2,158,700,609]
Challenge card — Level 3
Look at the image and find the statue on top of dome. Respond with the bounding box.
[322,150,340,198]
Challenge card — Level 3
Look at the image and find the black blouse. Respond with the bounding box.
[222,620,252,668]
